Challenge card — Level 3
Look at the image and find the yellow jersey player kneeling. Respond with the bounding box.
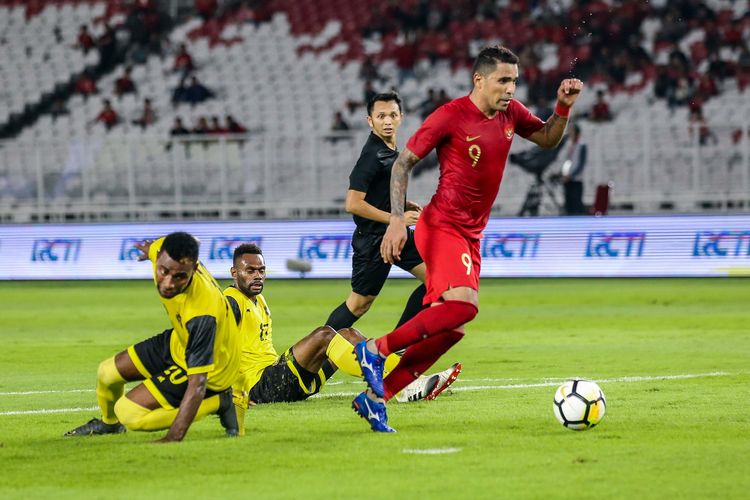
[224,244,461,436]
[65,232,242,442]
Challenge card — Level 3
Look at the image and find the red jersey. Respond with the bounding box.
[407,96,544,239]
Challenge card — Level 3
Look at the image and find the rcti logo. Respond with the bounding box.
[209,236,263,260]
[31,239,82,262]
[119,237,160,261]
[298,235,352,261]
[693,231,750,257]
[482,233,540,259]
[585,232,645,258]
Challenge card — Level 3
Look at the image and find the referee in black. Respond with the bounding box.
[325,91,426,331]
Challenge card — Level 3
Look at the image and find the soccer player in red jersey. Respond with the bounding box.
[352,45,583,432]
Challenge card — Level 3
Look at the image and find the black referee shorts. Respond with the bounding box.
[350,228,423,297]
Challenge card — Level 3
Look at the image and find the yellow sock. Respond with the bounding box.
[383,353,400,377]
[325,333,362,378]
[232,389,248,437]
[114,393,221,431]
[325,333,401,378]
[96,357,126,425]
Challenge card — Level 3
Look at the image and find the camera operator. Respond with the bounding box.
[510,135,568,217]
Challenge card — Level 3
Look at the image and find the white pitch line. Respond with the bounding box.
[402,447,462,455]
[0,371,737,416]
[311,371,733,399]
[0,406,98,416]
[0,389,94,396]
[451,371,733,392]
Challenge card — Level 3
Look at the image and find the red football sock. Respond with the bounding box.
[374,300,477,356]
[383,329,464,400]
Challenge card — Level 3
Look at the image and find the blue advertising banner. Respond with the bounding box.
[0,215,748,280]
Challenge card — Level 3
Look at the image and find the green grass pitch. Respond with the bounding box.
[0,278,748,499]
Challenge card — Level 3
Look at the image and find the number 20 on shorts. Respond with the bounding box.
[461,253,472,275]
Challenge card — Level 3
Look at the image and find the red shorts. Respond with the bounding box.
[414,219,481,305]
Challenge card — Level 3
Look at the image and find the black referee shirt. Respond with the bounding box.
[348,132,404,235]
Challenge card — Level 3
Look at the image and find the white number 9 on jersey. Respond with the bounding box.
[461,253,472,276]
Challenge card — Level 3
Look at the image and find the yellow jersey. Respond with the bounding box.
[148,237,241,392]
[223,286,277,392]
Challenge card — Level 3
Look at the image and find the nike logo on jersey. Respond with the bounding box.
[466,135,481,142]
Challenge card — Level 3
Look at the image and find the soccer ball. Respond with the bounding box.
[553,379,606,430]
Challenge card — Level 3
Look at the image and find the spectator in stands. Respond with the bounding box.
[417,88,438,119]
[695,73,719,102]
[706,51,731,83]
[75,25,95,53]
[435,89,450,108]
[560,124,587,216]
[183,76,214,105]
[363,80,377,108]
[209,116,227,135]
[226,115,247,134]
[195,0,218,21]
[170,117,190,136]
[173,43,195,76]
[75,71,99,98]
[359,56,382,83]
[53,26,63,44]
[668,76,694,109]
[331,112,350,132]
[171,77,188,106]
[655,7,689,45]
[193,117,211,134]
[689,107,716,146]
[327,111,351,143]
[394,35,419,84]
[653,65,672,100]
[115,66,137,97]
[736,45,750,92]
[97,23,118,71]
[93,99,119,131]
[132,98,157,129]
[166,116,191,153]
[589,90,612,122]
[532,96,553,121]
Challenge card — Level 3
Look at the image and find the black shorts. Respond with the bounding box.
[128,329,222,409]
[248,348,331,404]
[350,228,423,296]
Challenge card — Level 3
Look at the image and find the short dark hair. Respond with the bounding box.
[472,45,519,77]
[162,232,199,263]
[233,243,263,263]
[367,91,403,116]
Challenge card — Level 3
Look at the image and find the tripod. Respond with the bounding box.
[517,172,562,216]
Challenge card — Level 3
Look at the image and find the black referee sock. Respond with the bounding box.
[326,302,360,330]
[396,284,427,328]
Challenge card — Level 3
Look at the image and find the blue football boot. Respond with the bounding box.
[354,340,385,398]
[352,392,396,433]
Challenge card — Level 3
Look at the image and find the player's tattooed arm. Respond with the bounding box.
[528,78,583,149]
[530,113,569,149]
[381,148,421,264]
[389,148,421,218]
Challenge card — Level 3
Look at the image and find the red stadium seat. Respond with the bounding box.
[589,183,612,216]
